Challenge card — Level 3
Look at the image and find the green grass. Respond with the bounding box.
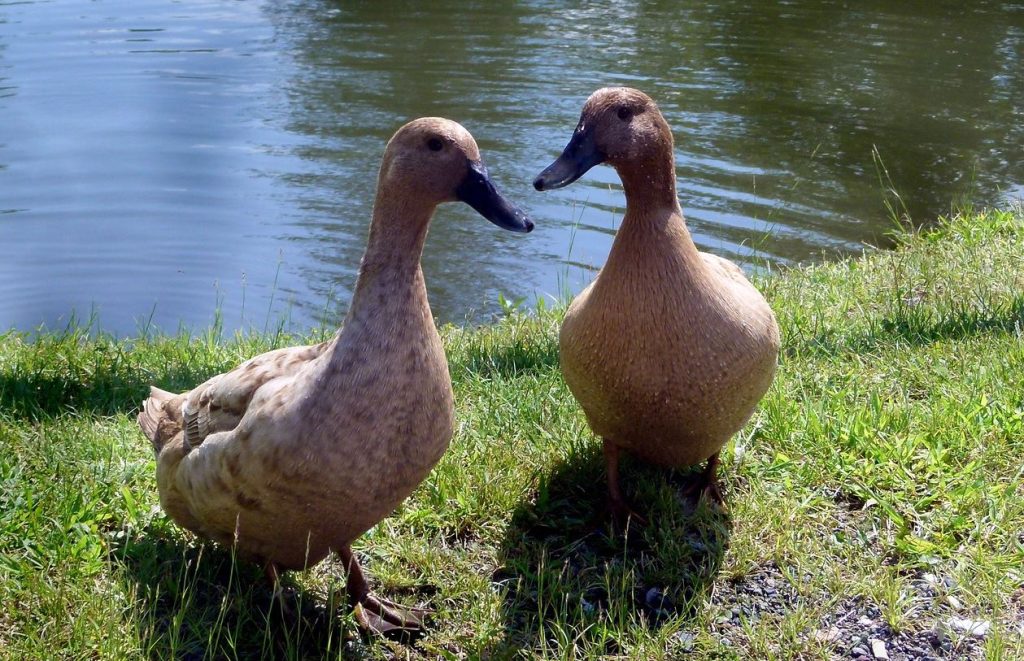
[1,208,1023,659]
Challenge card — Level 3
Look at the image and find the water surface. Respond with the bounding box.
[1,1,1021,334]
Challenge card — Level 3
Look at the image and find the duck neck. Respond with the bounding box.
[341,190,434,335]
[615,147,682,226]
[608,151,704,275]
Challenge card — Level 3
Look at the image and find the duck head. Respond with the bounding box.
[533,87,672,191]
[380,117,534,233]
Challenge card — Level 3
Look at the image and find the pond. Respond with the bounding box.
[1,0,1021,335]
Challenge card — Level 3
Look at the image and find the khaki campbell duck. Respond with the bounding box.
[138,117,533,634]
[534,87,778,521]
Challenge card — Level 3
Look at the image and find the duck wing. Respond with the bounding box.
[138,340,331,455]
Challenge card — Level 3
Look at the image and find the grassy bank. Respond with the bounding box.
[1,208,1022,659]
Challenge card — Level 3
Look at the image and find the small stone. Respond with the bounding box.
[870,638,889,659]
[644,587,672,611]
[858,615,874,626]
[673,632,695,652]
[851,645,869,657]
[947,617,991,637]
[945,595,962,610]
[734,442,746,463]
[813,627,842,644]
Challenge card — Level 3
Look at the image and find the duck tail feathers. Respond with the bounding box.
[138,386,175,454]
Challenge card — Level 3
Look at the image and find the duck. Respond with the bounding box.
[138,117,533,634]
[533,87,779,521]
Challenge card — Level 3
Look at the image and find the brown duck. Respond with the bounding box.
[138,117,533,633]
[534,87,779,521]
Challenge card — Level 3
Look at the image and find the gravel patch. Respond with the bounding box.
[653,563,999,659]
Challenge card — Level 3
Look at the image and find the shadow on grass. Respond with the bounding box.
[490,443,732,656]
[108,525,361,660]
[0,328,303,421]
[0,344,262,423]
[788,295,1024,359]
[0,350,227,423]
[0,369,174,422]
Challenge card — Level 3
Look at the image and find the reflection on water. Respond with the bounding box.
[0,0,1021,334]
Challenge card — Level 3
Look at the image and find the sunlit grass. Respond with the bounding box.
[1,208,1022,658]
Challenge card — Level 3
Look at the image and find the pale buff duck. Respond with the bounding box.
[138,117,533,634]
[533,87,779,521]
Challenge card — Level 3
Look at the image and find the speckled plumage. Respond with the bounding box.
[540,88,779,505]
[137,119,530,630]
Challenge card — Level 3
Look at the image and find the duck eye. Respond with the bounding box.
[427,138,444,152]
[617,106,632,121]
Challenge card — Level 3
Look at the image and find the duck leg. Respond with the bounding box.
[338,546,430,636]
[603,439,647,528]
[681,452,727,508]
